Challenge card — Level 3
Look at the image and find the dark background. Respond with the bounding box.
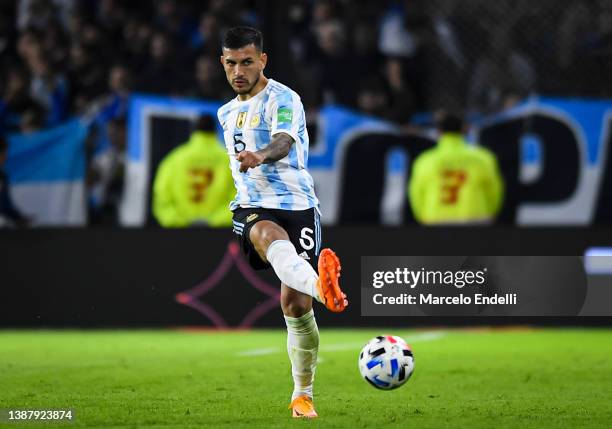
[2,227,611,327]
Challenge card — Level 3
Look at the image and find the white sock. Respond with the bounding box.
[266,240,321,302]
[285,309,319,401]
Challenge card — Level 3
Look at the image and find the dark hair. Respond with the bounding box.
[222,26,263,52]
[436,112,464,133]
[194,114,216,132]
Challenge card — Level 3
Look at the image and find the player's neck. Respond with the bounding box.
[237,75,269,102]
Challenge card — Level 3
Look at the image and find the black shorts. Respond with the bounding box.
[232,207,321,271]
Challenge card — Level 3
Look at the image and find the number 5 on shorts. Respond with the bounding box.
[299,227,315,250]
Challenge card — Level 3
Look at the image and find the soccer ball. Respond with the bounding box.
[358,335,415,390]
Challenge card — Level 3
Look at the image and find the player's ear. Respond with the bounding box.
[260,52,267,69]
[220,55,225,66]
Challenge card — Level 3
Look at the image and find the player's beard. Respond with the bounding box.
[234,74,259,96]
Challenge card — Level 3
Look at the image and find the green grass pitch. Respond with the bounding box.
[1,328,611,428]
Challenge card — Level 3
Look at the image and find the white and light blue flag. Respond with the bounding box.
[5,119,88,226]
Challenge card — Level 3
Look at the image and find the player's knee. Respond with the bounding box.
[250,221,289,253]
[281,293,311,318]
[281,301,310,318]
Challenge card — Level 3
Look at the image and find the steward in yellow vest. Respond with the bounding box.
[408,114,504,224]
[153,115,235,227]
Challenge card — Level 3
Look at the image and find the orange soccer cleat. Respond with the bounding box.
[316,248,348,313]
[288,396,318,418]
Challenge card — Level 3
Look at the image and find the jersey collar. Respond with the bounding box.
[234,78,273,104]
[438,133,465,149]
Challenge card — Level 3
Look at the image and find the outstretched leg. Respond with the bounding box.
[250,220,348,311]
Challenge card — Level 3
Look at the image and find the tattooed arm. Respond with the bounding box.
[236,133,295,172]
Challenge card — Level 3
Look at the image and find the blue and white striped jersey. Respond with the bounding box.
[217,79,319,212]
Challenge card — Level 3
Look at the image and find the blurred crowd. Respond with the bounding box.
[2,0,612,132]
[0,0,611,226]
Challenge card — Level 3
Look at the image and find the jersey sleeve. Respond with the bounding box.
[270,90,302,144]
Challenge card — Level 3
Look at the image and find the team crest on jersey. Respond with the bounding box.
[246,213,259,223]
[236,111,247,129]
[250,113,261,128]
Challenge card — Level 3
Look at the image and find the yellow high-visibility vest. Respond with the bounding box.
[153,131,235,227]
[408,133,504,224]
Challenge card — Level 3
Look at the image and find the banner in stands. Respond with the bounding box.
[5,119,87,226]
[125,95,612,226]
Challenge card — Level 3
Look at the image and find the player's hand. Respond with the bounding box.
[237,151,265,172]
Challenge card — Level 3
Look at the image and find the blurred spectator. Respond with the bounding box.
[378,0,428,109]
[18,0,75,31]
[120,17,154,72]
[408,112,504,225]
[153,0,195,43]
[384,57,417,123]
[87,117,126,226]
[82,63,131,205]
[0,137,30,228]
[356,77,389,118]
[138,31,187,95]
[1,65,40,133]
[20,106,45,133]
[79,21,113,63]
[312,0,340,24]
[286,1,310,63]
[42,20,70,66]
[68,42,108,113]
[26,44,69,125]
[467,28,536,115]
[191,55,232,101]
[312,19,355,106]
[16,27,41,61]
[110,64,130,95]
[190,12,221,55]
[152,115,234,228]
[83,63,131,122]
[379,1,422,59]
[104,64,130,115]
[96,0,128,44]
[351,20,384,80]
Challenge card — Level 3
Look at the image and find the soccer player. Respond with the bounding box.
[217,27,348,418]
